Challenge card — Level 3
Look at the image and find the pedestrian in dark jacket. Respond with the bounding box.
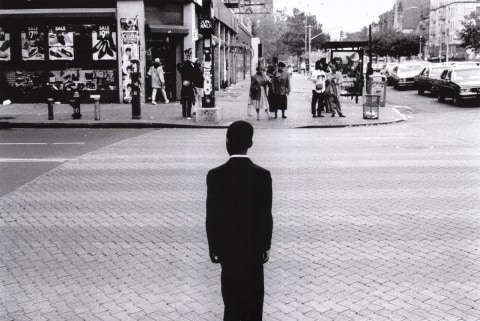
[206,120,273,321]
[176,59,196,119]
[271,62,290,119]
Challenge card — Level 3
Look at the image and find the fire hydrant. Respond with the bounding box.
[69,91,82,119]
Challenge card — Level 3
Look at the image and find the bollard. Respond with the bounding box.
[47,98,54,120]
[69,91,82,119]
[90,95,101,120]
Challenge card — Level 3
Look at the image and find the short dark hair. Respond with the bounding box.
[226,121,253,154]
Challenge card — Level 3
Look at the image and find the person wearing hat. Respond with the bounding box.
[148,58,169,105]
[271,61,290,119]
[249,65,271,120]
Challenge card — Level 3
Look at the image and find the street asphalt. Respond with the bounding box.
[1,74,479,321]
[0,73,406,129]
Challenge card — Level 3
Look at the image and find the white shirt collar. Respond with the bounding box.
[230,155,249,158]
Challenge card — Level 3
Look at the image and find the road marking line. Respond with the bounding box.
[0,142,85,145]
[0,158,72,163]
[52,142,86,145]
[0,143,48,145]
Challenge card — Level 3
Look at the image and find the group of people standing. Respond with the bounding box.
[310,58,346,118]
[249,59,291,121]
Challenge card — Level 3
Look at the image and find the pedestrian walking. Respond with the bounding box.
[311,60,327,117]
[271,62,290,119]
[325,64,346,118]
[148,58,169,104]
[206,120,273,321]
[176,57,196,119]
[249,66,271,121]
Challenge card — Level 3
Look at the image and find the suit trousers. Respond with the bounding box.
[221,260,264,321]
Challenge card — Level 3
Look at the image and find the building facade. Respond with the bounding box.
[0,0,253,103]
[428,0,480,61]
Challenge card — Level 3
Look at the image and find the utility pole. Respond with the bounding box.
[308,25,312,75]
[369,24,372,64]
[419,35,423,59]
[199,0,215,107]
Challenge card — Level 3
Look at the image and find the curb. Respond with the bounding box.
[0,117,406,130]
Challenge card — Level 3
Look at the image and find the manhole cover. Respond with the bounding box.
[395,146,434,150]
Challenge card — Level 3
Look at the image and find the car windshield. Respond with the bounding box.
[399,65,423,72]
[430,68,445,78]
[454,69,480,81]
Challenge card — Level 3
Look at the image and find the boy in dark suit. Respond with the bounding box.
[206,121,273,321]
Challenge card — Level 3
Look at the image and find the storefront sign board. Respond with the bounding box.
[21,26,45,61]
[92,25,117,61]
[48,25,74,61]
[0,28,11,61]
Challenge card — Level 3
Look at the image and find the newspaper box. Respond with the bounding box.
[367,74,387,107]
[363,94,380,119]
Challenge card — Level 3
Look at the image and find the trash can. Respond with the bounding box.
[367,74,387,107]
[363,94,380,119]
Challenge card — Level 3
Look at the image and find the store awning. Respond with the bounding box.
[0,8,116,18]
[148,24,189,35]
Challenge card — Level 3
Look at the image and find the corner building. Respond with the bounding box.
[0,0,252,104]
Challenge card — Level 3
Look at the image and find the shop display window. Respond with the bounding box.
[0,19,119,103]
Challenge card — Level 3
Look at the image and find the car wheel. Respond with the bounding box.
[437,92,445,103]
[453,94,462,106]
[417,88,424,95]
[394,82,398,90]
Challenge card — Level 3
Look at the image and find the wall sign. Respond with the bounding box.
[21,26,45,61]
[0,28,11,61]
[92,25,117,61]
[199,18,214,35]
[48,25,74,61]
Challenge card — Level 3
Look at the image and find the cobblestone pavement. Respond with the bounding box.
[1,124,480,320]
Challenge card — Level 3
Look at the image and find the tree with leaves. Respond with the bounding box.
[252,8,329,62]
[371,31,420,58]
[458,12,480,52]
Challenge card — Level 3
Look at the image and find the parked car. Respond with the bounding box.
[414,64,449,95]
[390,63,425,89]
[381,62,398,86]
[434,66,480,106]
[415,62,480,96]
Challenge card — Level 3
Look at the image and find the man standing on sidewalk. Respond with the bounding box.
[206,121,273,321]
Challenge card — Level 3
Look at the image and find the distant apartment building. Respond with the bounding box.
[429,0,480,60]
[378,0,430,35]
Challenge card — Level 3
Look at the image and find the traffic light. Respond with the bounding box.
[340,30,344,38]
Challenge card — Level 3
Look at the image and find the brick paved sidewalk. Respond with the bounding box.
[0,74,405,129]
[1,126,479,320]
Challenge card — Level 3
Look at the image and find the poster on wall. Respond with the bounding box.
[120,17,139,31]
[330,50,364,96]
[120,17,140,103]
[0,28,11,61]
[92,25,117,61]
[48,25,74,60]
[21,26,45,61]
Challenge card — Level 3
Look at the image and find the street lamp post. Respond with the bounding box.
[419,35,422,60]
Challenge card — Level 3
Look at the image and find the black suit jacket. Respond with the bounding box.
[206,157,273,263]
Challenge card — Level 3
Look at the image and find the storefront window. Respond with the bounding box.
[0,18,119,103]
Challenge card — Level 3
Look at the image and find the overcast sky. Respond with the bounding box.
[274,0,396,37]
